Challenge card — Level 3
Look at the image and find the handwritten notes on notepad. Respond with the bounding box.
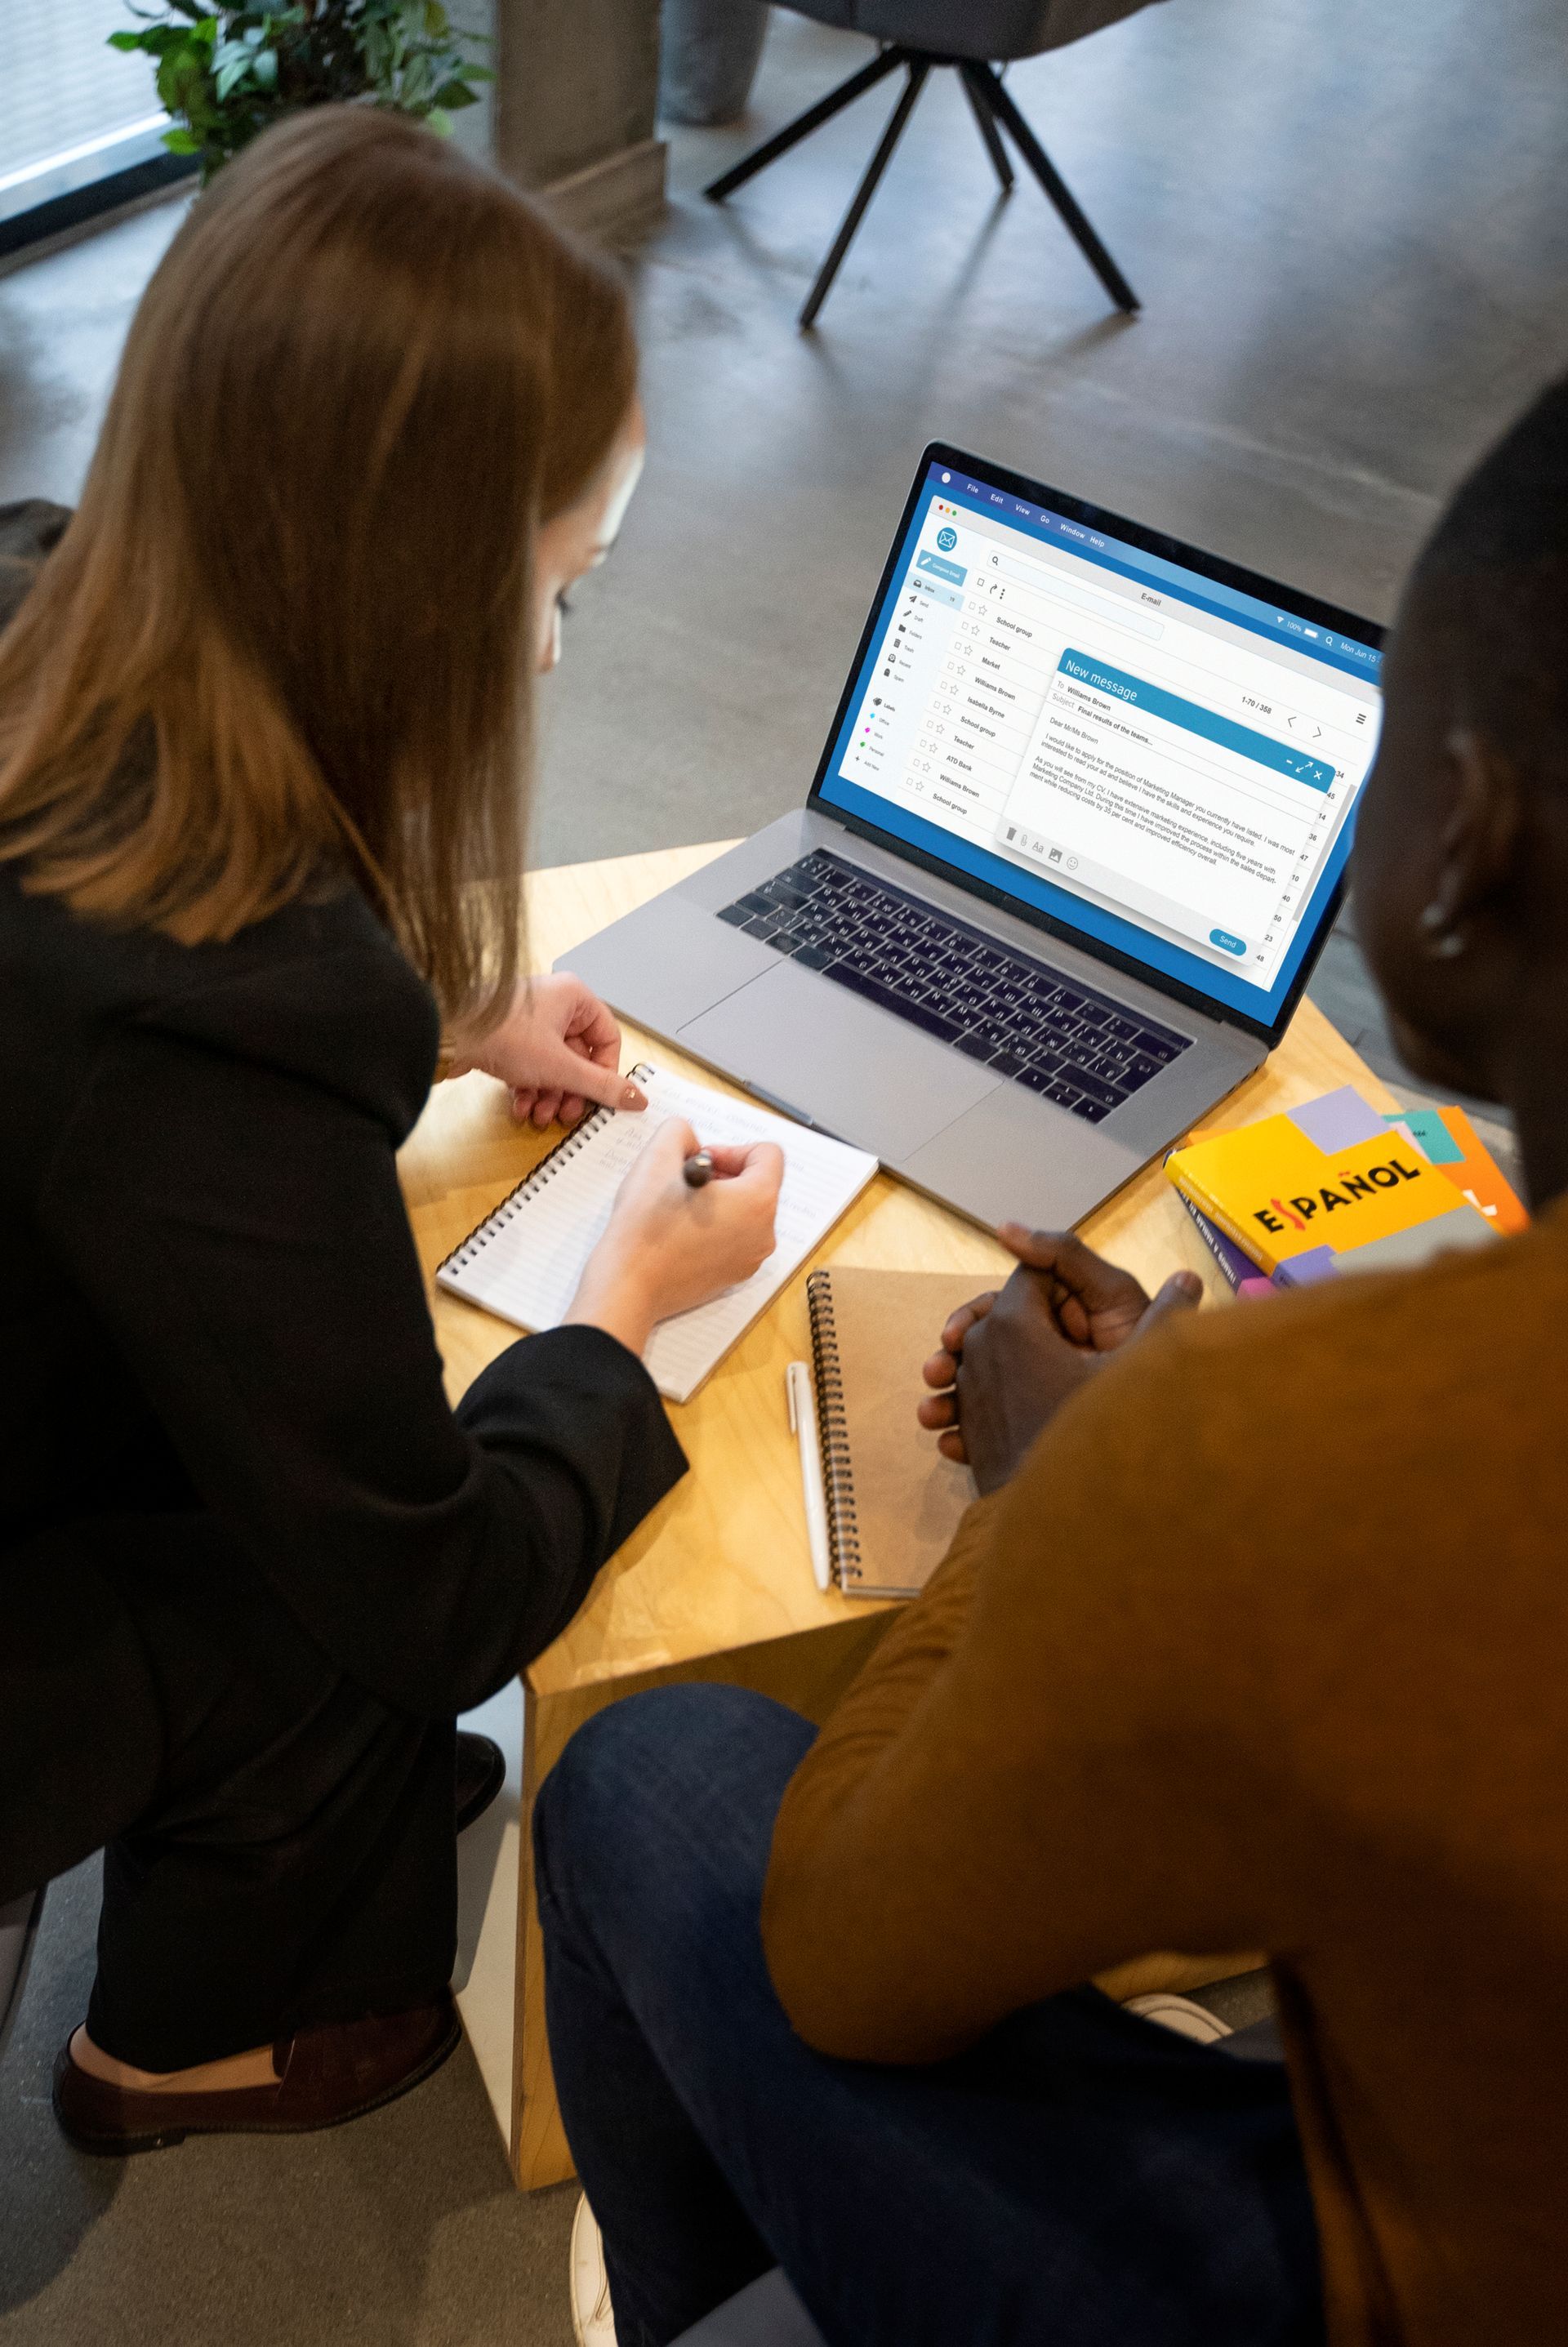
[435,1066,878,1402]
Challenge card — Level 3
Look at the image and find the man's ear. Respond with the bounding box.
[1427,728,1524,932]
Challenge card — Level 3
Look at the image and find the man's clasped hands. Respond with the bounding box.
[917,1227,1205,1494]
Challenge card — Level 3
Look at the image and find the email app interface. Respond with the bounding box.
[825,462,1383,1022]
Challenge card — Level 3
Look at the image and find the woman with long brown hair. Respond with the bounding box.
[0,106,781,2152]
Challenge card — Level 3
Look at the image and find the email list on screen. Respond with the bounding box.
[817,461,1383,1029]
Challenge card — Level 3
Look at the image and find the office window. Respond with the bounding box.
[1,1,174,236]
[0,2,496,251]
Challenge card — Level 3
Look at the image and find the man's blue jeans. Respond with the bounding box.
[533,1684,1323,2347]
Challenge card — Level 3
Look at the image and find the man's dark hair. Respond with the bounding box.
[1414,373,1568,776]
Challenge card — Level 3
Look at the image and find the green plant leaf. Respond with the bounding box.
[127,24,189,56]
[118,0,488,171]
[154,53,194,109]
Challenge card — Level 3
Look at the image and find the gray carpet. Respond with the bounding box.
[1,0,1563,2335]
[0,1861,577,2346]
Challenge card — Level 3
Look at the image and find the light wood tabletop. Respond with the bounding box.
[398,839,1400,2187]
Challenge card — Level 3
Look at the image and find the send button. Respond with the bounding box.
[1209,928,1246,955]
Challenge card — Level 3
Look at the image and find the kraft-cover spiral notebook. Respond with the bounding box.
[436,1065,877,1404]
[806,1266,982,1599]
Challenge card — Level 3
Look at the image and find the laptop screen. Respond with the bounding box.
[812,451,1383,1032]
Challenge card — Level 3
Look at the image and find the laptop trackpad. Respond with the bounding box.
[677,961,998,1161]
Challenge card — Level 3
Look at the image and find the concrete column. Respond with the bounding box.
[445,0,497,169]
[494,0,667,243]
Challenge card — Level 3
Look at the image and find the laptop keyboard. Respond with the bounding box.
[717,848,1191,1125]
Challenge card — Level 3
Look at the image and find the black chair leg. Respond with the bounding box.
[799,59,932,331]
[962,68,1014,194]
[705,47,907,203]
[961,60,1138,314]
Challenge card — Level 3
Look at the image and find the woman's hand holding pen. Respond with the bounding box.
[447,969,785,1357]
[917,1228,1202,1496]
[444,972,648,1127]
[565,1119,785,1359]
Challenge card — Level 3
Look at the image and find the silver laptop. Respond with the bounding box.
[562,443,1384,1231]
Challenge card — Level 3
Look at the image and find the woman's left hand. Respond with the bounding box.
[448,973,648,1128]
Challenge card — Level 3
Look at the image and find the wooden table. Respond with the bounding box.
[398,840,1398,2189]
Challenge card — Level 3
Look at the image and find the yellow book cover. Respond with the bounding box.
[1168,1109,1494,1276]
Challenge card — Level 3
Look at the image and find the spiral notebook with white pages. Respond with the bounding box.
[435,1064,879,1404]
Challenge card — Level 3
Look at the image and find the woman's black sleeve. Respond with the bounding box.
[38,948,687,1717]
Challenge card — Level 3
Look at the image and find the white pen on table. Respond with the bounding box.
[786,1361,832,1593]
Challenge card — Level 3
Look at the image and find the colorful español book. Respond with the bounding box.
[1166,1087,1521,1284]
[1165,1151,1277,1296]
[1169,1179,1280,1299]
[1379,1102,1528,1236]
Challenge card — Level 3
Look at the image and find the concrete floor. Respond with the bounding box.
[1,2,1564,2338]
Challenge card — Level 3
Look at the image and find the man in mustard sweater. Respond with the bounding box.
[534,376,1568,2347]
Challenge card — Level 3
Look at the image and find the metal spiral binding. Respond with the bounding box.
[805,1269,861,1586]
[439,1062,655,1276]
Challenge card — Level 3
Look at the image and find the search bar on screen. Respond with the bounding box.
[988,551,1165,642]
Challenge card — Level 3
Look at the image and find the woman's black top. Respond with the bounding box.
[0,509,684,1724]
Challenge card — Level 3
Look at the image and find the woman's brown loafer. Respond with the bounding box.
[52,1995,461,2155]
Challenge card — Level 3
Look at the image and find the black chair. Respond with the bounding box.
[706,0,1165,327]
[672,2266,828,2345]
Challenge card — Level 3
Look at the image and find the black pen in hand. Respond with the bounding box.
[682,1149,715,1189]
